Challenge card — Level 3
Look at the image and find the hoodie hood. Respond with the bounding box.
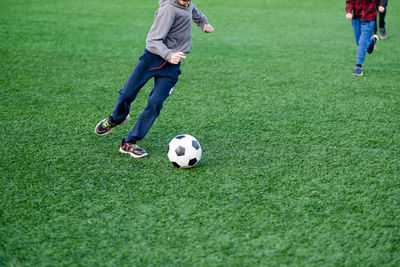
[159,0,189,8]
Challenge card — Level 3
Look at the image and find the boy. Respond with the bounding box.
[95,0,214,158]
[346,0,385,76]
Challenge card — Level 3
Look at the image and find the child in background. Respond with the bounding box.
[346,0,385,76]
[374,0,388,39]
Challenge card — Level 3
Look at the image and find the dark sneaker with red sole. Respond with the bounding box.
[95,115,130,136]
[119,138,148,158]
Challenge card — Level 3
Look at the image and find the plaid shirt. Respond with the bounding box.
[346,0,382,21]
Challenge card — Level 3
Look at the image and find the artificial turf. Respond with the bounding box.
[1,0,399,265]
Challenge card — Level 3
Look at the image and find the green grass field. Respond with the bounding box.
[1,0,400,265]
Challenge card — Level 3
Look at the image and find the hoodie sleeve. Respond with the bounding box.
[191,3,209,29]
[345,0,354,14]
[146,6,175,62]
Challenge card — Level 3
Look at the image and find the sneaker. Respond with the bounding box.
[119,138,148,158]
[95,114,130,136]
[379,27,387,39]
[367,34,379,54]
[353,66,363,76]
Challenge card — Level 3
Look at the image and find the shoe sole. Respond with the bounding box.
[368,35,379,54]
[94,114,130,136]
[119,147,148,158]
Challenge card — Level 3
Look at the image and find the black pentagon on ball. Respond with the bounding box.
[188,158,198,166]
[192,140,200,150]
[171,161,181,168]
[175,146,185,156]
[175,135,186,139]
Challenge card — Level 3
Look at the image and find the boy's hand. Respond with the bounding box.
[203,24,214,33]
[378,6,385,13]
[170,52,186,64]
[346,13,353,19]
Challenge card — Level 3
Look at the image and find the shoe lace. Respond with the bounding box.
[103,120,113,128]
[131,143,142,150]
[126,143,145,153]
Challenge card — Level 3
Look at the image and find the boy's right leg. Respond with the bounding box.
[352,18,361,46]
[351,18,363,75]
[95,51,152,136]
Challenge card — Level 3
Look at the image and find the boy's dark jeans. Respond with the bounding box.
[112,49,181,143]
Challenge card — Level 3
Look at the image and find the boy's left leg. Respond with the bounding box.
[356,20,375,66]
[125,75,178,144]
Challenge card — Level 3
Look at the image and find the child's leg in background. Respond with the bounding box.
[378,8,387,29]
[375,0,388,33]
[374,9,387,34]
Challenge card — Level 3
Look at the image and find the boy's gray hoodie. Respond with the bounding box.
[146,0,209,63]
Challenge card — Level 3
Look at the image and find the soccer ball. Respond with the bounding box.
[167,134,202,169]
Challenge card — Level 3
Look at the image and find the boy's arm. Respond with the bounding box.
[345,0,354,14]
[191,3,210,30]
[345,0,354,19]
[146,6,175,62]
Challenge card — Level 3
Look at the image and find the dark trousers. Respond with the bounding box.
[112,49,181,142]
[375,0,388,33]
